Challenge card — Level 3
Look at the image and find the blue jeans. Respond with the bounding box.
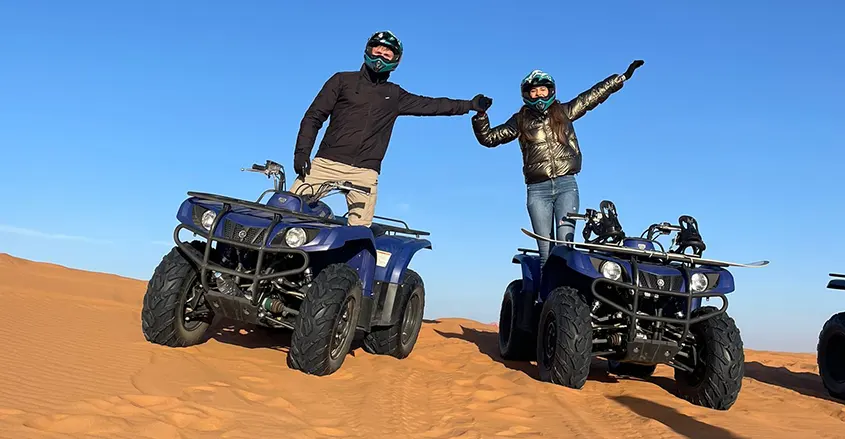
[526,174,580,267]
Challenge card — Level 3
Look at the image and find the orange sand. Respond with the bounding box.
[0,253,843,438]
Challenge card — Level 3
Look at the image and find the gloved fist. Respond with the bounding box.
[623,60,644,80]
[471,94,493,113]
[293,153,311,179]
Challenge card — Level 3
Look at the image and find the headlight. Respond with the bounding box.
[284,227,307,247]
[201,210,216,230]
[690,273,709,292]
[600,261,622,281]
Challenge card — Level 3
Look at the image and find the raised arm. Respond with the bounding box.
[560,74,625,122]
[294,73,341,159]
[472,112,519,148]
[561,60,644,122]
[398,89,491,116]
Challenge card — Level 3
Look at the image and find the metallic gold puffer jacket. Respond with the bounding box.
[472,74,625,185]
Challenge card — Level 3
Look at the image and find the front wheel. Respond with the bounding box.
[675,306,744,410]
[141,243,215,347]
[363,269,426,359]
[817,312,845,400]
[536,286,592,388]
[287,263,363,376]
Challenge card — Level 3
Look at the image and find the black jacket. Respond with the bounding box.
[472,74,625,184]
[294,65,474,173]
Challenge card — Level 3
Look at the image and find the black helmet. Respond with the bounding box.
[364,30,403,73]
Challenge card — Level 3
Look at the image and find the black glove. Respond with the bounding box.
[293,153,311,179]
[470,94,493,112]
[623,60,644,80]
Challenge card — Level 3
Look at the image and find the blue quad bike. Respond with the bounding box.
[141,159,430,376]
[499,200,768,410]
[817,273,845,400]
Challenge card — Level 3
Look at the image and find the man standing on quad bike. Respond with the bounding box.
[291,30,493,226]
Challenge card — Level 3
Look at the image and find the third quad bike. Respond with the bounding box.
[498,200,768,410]
[817,273,845,400]
[141,159,429,376]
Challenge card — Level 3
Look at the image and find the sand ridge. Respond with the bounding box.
[0,252,843,438]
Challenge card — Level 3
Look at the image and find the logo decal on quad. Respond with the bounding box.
[637,243,646,250]
[657,278,665,288]
[237,230,247,240]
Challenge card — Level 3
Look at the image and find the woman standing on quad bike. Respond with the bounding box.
[471,61,644,268]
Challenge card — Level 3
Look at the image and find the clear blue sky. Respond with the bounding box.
[1,1,843,352]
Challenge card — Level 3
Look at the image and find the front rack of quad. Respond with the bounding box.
[522,200,768,269]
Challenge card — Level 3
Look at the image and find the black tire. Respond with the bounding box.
[498,280,536,361]
[536,286,593,388]
[141,242,214,347]
[363,269,426,359]
[608,360,657,379]
[674,306,744,410]
[817,312,845,400]
[287,263,363,376]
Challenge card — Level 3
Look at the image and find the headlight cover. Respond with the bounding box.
[201,210,216,230]
[690,272,709,292]
[284,227,308,247]
[600,261,622,281]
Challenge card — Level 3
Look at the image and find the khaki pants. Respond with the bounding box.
[290,157,379,226]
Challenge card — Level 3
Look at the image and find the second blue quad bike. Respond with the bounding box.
[817,273,845,400]
[499,200,769,410]
[141,159,430,376]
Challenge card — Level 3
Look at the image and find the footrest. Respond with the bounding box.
[623,339,681,363]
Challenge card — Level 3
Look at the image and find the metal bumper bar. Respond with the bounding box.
[174,200,309,307]
[590,260,728,354]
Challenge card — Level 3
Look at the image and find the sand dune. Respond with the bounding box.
[0,252,843,438]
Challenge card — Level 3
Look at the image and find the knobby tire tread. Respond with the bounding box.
[540,286,592,389]
[362,269,425,359]
[817,312,845,399]
[141,242,210,347]
[287,263,361,376]
[675,306,745,410]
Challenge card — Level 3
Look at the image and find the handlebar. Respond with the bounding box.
[565,212,588,221]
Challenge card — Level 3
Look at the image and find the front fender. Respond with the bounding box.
[299,225,376,252]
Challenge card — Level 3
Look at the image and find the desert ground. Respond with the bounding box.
[0,253,843,439]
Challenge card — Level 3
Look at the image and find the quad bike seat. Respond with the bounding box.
[369,223,387,238]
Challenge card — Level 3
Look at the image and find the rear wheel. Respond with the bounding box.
[363,269,426,359]
[817,312,845,400]
[498,280,536,361]
[675,306,744,410]
[536,286,592,388]
[141,242,215,347]
[608,360,657,379]
[288,263,363,376]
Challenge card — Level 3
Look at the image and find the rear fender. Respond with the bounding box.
[374,236,432,285]
[512,254,541,295]
[367,235,431,328]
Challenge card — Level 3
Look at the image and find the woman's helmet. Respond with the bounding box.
[364,30,403,73]
[521,69,556,112]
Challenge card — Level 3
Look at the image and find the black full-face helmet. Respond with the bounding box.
[364,30,403,73]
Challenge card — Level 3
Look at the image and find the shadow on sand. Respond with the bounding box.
[744,361,842,404]
[208,322,367,358]
[610,396,742,439]
[433,324,618,383]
